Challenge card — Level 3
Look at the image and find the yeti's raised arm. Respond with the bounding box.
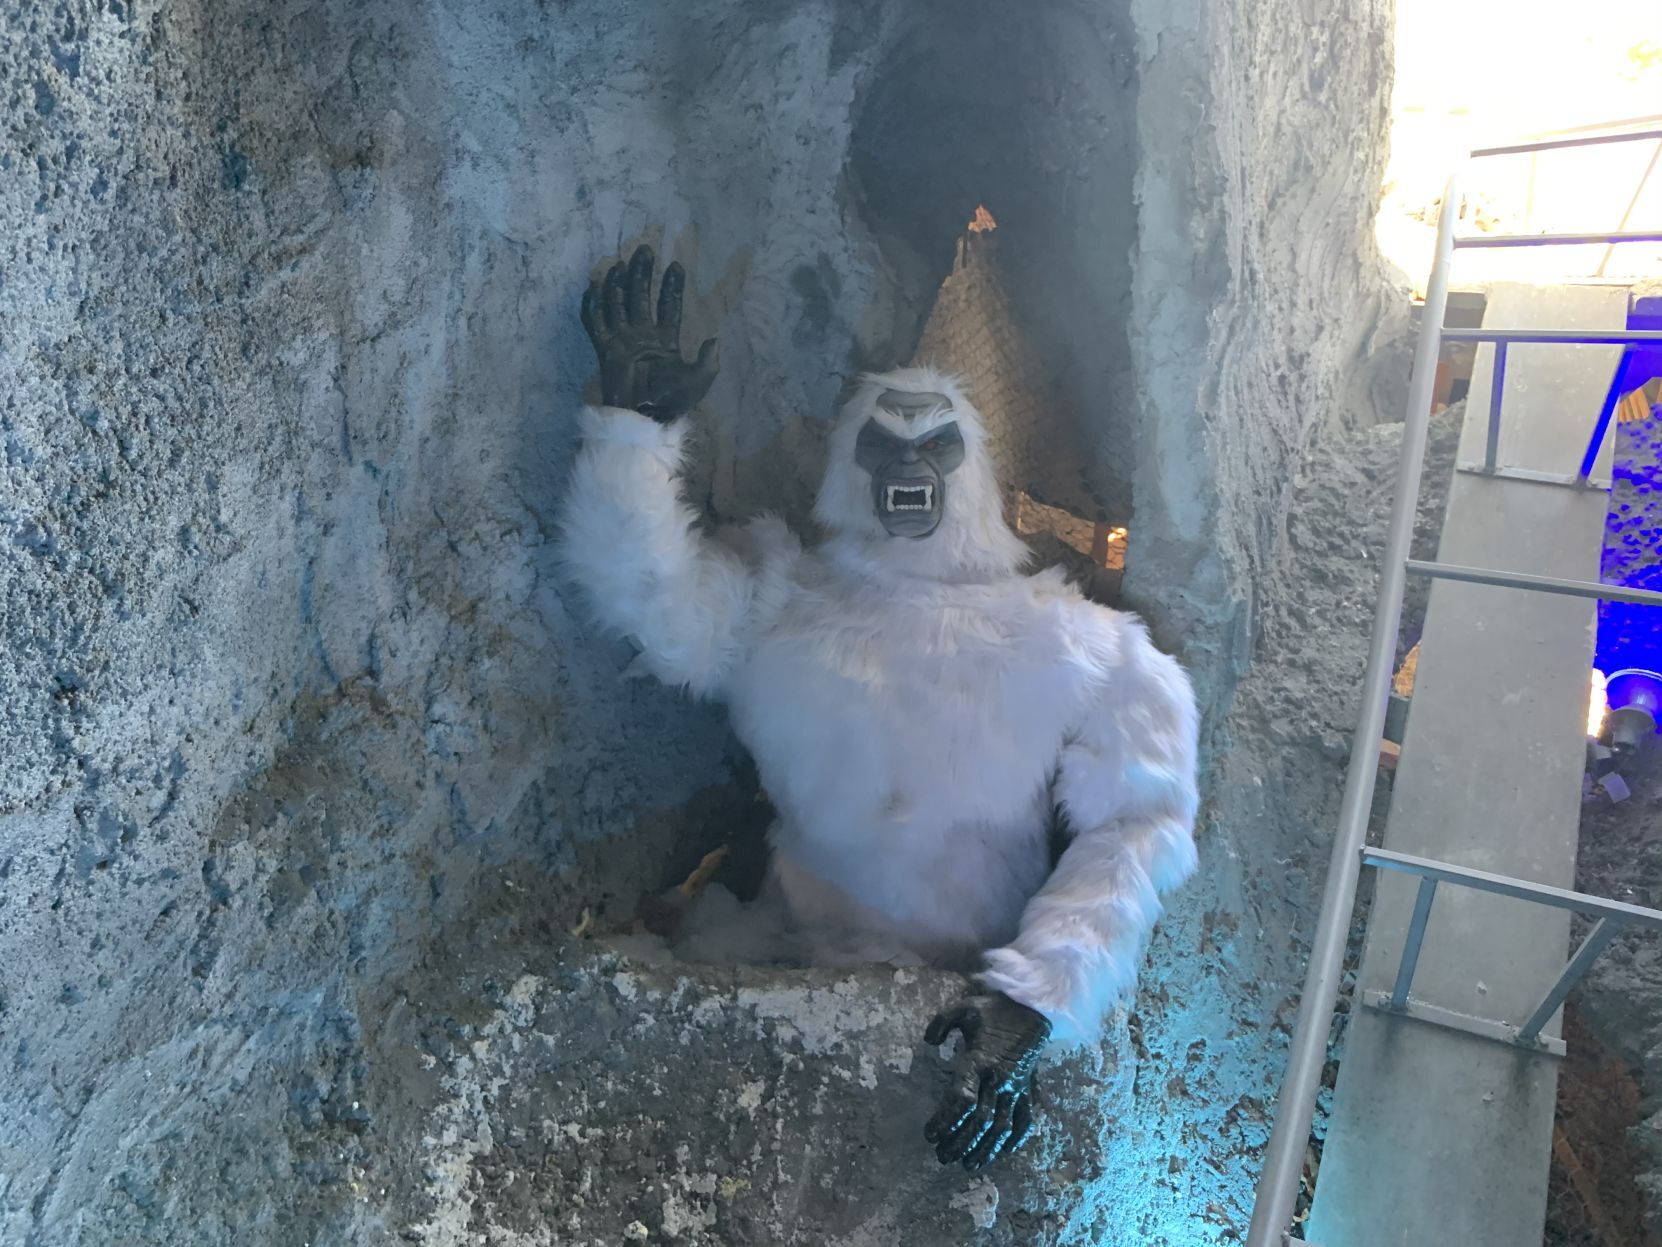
[557,245,793,698]
[983,614,1201,1045]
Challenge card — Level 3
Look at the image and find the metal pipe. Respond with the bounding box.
[1514,114,1662,140]
[1244,177,1463,1247]
[1596,139,1662,277]
[1471,128,1662,158]
[1454,230,1662,249]
[1577,345,1633,483]
[1404,559,1662,608]
[1391,878,1440,1011]
[1440,329,1662,344]
[1515,920,1621,1044]
[1483,342,1508,472]
[1363,847,1662,930]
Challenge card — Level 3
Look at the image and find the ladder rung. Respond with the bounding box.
[1453,230,1662,249]
[1455,464,1611,490]
[1406,559,1662,607]
[1363,847,1662,930]
[1440,328,1662,344]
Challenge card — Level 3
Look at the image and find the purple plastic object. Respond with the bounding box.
[1605,667,1662,751]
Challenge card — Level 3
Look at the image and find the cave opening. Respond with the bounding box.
[612,2,1147,939]
[843,3,1139,595]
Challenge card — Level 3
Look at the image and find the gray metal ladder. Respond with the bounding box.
[1247,126,1662,1247]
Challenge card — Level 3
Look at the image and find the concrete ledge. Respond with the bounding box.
[391,941,1131,1247]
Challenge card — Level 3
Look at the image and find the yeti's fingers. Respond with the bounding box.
[961,1089,1018,1171]
[924,1061,980,1143]
[1005,1092,1035,1156]
[626,245,655,325]
[580,280,604,352]
[924,1003,978,1048]
[934,1070,998,1165]
[658,261,685,334]
[690,338,720,392]
[602,262,628,332]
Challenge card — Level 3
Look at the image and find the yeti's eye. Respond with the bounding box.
[916,423,962,455]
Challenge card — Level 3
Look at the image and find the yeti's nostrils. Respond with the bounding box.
[887,484,934,512]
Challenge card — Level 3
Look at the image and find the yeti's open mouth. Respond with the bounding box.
[885,484,934,512]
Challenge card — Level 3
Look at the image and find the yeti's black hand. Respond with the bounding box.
[924,992,1050,1171]
[581,243,719,423]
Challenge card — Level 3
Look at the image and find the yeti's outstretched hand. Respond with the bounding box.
[924,992,1050,1170]
[581,243,719,423]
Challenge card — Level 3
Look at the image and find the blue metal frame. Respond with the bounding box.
[1579,345,1634,482]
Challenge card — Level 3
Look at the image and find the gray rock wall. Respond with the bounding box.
[1,1,1397,1243]
[1124,0,1400,702]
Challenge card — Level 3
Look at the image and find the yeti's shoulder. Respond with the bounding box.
[1014,565,1141,673]
[711,513,806,623]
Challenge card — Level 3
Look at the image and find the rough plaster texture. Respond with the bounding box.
[1,0,1399,1243]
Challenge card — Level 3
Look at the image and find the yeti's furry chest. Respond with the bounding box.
[727,583,1087,837]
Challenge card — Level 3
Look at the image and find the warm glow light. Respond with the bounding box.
[967,204,998,234]
[1381,1,1662,288]
[1588,668,1609,737]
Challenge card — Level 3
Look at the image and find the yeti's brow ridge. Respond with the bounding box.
[876,389,953,423]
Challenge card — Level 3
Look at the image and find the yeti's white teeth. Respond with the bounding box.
[885,484,933,512]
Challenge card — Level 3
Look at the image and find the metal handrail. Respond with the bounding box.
[1441,328,1662,344]
[1474,122,1662,281]
[1471,127,1662,158]
[1405,560,1662,608]
[1454,230,1662,249]
[1246,156,1662,1243]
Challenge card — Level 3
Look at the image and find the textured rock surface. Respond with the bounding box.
[1123,0,1404,707]
[1579,368,1662,1235]
[1572,741,1662,1237]
[388,947,1132,1247]
[1,1,1398,1243]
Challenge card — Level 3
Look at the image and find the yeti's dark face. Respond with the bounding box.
[853,390,967,539]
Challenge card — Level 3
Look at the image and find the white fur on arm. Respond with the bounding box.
[980,616,1201,1047]
[557,406,795,698]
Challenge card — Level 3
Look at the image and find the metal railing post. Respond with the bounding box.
[1483,342,1509,472]
[1576,345,1633,484]
[1389,878,1439,1011]
[1515,919,1621,1045]
[1243,177,1462,1247]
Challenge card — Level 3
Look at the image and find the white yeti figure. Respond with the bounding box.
[558,245,1200,1170]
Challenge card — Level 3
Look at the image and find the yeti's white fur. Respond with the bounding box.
[557,367,1199,1046]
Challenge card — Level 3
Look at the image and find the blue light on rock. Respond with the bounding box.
[1595,297,1662,687]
